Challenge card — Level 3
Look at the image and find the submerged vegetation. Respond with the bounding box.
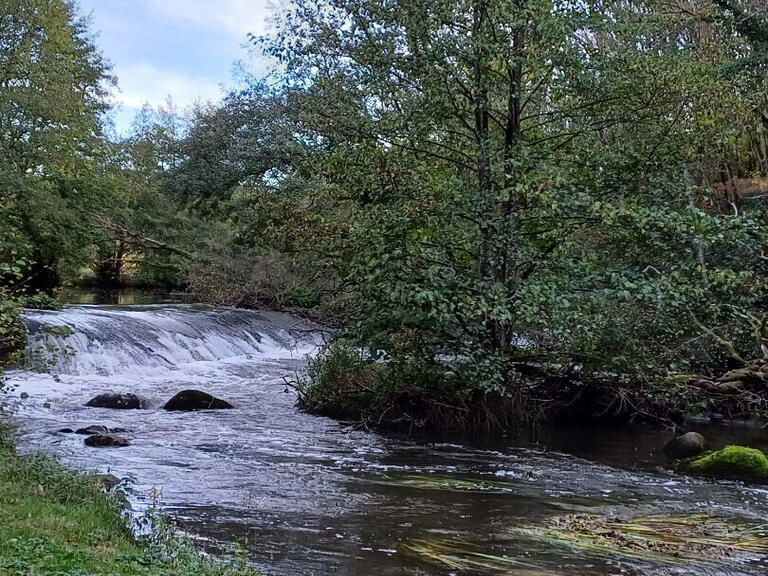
[402,512,768,573]
[516,513,768,568]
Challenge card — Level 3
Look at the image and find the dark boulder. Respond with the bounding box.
[85,393,147,410]
[76,425,109,435]
[57,428,75,434]
[84,434,130,448]
[664,431,706,458]
[164,390,234,411]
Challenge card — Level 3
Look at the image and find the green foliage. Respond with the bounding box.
[0,0,114,288]
[5,0,768,426]
[297,341,458,421]
[687,445,768,482]
[245,0,768,399]
[0,1,192,293]
[0,292,26,377]
[20,292,63,311]
[133,0,768,424]
[297,342,382,419]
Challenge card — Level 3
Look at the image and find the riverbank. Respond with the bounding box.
[296,343,768,434]
[0,427,257,576]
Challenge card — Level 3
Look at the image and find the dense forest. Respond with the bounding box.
[3,0,768,431]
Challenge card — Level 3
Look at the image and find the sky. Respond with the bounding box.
[76,0,278,134]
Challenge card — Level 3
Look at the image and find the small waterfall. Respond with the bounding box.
[21,305,317,377]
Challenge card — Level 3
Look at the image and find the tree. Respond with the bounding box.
[0,0,113,289]
[238,0,768,422]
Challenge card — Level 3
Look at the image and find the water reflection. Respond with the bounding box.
[58,287,187,306]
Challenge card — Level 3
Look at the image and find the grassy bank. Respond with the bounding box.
[0,429,257,576]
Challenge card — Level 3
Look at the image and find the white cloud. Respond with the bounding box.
[112,63,224,110]
[140,0,278,40]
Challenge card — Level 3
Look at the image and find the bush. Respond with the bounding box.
[297,342,382,419]
[19,292,62,310]
[0,292,26,375]
[296,342,518,432]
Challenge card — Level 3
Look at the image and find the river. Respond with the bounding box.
[3,303,768,575]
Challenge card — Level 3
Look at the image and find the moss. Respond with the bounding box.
[687,445,768,482]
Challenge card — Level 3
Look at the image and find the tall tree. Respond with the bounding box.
[0,0,113,289]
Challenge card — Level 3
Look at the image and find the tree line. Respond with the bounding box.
[3,0,768,428]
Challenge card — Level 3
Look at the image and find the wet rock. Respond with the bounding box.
[687,445,768,482]
[164,390,234,411]
[84,434,130,448]
[85,393,147,410]
[95,474,121,490]
[20,392,29,400]
[57,428,75,434]
[76,425,109,435]
[664,432,706,458]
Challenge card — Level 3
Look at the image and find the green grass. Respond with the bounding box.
[0,430,259,576]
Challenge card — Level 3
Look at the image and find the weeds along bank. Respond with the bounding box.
[0,429,258,576]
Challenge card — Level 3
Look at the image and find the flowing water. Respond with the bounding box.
[4,304,768,576]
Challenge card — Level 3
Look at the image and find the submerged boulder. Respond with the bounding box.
[664,432,706,458]
[84,434,130,448]
[85,393,147,410]
[687,445,768,482]
[164,390,234,411]
[75,425,109,435]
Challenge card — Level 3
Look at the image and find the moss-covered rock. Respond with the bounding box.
[687,445,768,482]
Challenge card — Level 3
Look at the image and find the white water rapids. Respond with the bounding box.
[4,304,768,575]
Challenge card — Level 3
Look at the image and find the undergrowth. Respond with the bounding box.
[296,342,525,433]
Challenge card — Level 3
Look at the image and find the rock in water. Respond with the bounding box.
[164,390,234,411]
[84,434,130,448]
[664,432,706,458]
[75,425,110,435]
[85,393,147,409]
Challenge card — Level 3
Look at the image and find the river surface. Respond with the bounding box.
[4,304,768,576]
